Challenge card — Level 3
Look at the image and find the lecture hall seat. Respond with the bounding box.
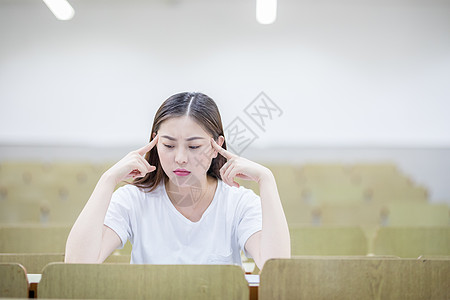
[38,263,249,299]
[0,263,29,298]
[259,257,450,300]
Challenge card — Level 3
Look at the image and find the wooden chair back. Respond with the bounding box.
[38,263,249,299]
[373,227,450,257]
[0,225,70,253]
[0,253,131,273]
[259,257,450,300]
[0,263,29,298]
[290,226,368,255]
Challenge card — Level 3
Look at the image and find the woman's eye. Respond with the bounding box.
[163,144,200,149]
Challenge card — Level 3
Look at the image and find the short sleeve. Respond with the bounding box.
[236,188,262,258]
[104,186,133,249]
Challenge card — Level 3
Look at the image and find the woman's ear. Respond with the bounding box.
[151,132,158,150]
[212,135,225,158]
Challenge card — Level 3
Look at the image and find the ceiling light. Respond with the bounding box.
[256,0,277,25]
[43,0,75,21]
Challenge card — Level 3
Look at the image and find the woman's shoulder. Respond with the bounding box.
[215,180,261,216]
[217,179,260,201]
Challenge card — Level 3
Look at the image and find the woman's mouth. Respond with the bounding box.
[174,169,191,176]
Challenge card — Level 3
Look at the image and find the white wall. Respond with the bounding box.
[0,0,449,203]
[1,0,449,147]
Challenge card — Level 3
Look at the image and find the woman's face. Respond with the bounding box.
[155,116,223,187]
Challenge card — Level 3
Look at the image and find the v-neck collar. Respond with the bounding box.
[162,178,221,225]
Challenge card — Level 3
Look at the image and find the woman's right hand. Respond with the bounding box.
[104,134,159,185]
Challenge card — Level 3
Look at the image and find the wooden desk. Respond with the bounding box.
[246,275,259,300]
[27,274,41,298]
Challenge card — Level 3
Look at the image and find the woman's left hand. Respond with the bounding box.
[211,137,271,188]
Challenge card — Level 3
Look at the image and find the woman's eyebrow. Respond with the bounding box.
[161,135,205,141]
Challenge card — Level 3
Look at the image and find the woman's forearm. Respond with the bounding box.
[65,138,158,263]
[258,170,291,265]
[64,172,116,263]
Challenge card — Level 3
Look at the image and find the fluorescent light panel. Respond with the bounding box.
[256,0,277,24]
[43,0,75,21]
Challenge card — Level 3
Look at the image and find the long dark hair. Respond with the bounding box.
[132,92,228,192]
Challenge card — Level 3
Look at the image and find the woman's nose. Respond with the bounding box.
[175,148,188,165]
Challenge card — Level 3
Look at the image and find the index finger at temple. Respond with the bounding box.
[137,134,159,156]
[211,138,234,160]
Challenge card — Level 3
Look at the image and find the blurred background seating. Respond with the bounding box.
[1,161,449,265]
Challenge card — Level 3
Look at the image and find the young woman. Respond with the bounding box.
[65,92,290,270]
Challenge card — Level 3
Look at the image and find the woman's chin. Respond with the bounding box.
[169,174,205,188]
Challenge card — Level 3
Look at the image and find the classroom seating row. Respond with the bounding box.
[0,162,408,186]
[0,161,429,206]
[0,179,428,205]
[0,161,416,185]
[282,202,449,227]
[1,225,448,258]
[1,199,448,227]
[0,253,130,273]
[240,162,429,205]
[1,257,449,299]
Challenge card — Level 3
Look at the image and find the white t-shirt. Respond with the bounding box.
[104,178,262,266]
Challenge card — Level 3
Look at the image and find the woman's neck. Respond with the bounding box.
[165,175,216,209]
